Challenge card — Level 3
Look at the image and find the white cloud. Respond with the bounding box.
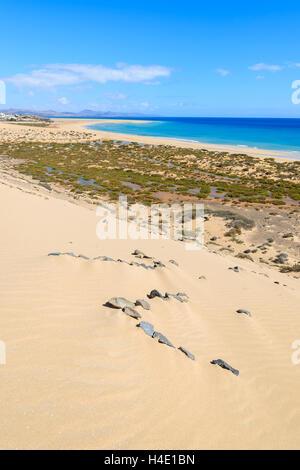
[256,75,265,80]
[215,68,230,76]
[58,97,69,105]
[5,63,172,89]
[248,63,282,72]
[140,101,149,108]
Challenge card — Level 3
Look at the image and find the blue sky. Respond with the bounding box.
[1,0,300,117]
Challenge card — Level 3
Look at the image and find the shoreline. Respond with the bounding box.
[0,117,299,161]
[80,118,300,162]
[1,119,299,209]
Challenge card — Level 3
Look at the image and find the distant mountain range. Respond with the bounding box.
[0,108,150,118]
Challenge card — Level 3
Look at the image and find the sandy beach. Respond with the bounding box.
[0,118,298,162]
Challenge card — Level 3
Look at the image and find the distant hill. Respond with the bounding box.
[0,108,151,118]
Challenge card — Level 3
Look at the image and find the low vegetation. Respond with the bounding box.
[0,139,299,206]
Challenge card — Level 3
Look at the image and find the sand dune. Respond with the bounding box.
[0,182,300,450]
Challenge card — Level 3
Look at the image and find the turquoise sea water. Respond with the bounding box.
[88,117,300,158]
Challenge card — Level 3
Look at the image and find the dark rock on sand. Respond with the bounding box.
[211,359,239,376]
[236,309,251,317]
[152,331,175,348]
[177,292,189,302]
[122,306,141,319]
[78,254,90,260]
[229,266,239,273]
[274,253,288,264]
[94,255,115,262]
[105,297,135,309]
[282,233,293,239]
[48,252,65,257]
[178,291,189,298]
[48,252,90,260]
[147,289,165,300]
[169,259,179,267]
[165,292,184,302]
[130,260,163,270]
[153,260,166,268]
[178,346,195,360]
[137,321,155,337]
[165,292,189,302]
[132,249,152,259]
[135,299,151,310]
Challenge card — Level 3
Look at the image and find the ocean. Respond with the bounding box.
[88,117,300,157]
